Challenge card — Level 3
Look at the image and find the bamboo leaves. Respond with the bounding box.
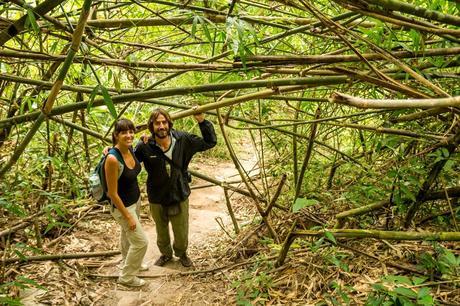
[25,9,40,34]
[191,15,213,42]
[226,17,258,68]
[87,85,117,119]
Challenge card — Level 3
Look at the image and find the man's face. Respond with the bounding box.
[153,114,170,139]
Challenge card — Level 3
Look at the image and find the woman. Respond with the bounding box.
[105,118,148,287]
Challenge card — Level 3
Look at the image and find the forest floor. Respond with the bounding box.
[12,143,460,305]
[19,148,258,305]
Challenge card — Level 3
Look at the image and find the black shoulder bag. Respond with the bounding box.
[151,144,192,183]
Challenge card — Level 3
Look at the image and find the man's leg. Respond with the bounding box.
[150,203,173,257]
[170,198,189,257]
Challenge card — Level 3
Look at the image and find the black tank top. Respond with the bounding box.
[112,148,141,207]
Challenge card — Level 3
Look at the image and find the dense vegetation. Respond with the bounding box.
[0,0,459,304]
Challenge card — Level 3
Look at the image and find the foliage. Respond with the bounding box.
[292,197,318,212]
[366,275,435,306]
[0,276,46,306]
[232,270,273,305]
[417,243,460,279]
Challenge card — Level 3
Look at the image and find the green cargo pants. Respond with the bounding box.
[150,198,189,258]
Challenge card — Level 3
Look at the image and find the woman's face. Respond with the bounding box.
[115,129,135,146]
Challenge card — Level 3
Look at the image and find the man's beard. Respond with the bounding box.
[155,128,169,139]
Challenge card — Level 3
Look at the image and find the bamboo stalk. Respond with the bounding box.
[263,174,287,217]
[0,72,138,94]
[295,106,321,199]
[354,0,460,27]
[49,116,111,143]
[325,122,446,140]
[0,76,348,129]
[3,46,457,69]
[223,187,240,234]
[172,85,306,120]
[293,229,460,241]
[354,7,460,39]
[390,108,450,123]
[331,92,460,109]
[240,47,460,66]
[335,186,460,225]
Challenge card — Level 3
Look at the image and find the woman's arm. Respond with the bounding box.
[105,155,136,230]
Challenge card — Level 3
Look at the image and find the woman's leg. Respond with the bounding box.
[112,200,148,282]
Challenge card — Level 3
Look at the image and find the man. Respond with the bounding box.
[134,108,217,267]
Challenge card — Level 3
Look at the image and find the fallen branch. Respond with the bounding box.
[0,211,47,238]
[334,186,460,227]
[1,250,120,264]
[296,229,460,241]
[276,228,460,266]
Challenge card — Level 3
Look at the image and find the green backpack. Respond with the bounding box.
[89,148,124,202]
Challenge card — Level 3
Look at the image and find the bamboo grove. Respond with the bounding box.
[0,0,459,283]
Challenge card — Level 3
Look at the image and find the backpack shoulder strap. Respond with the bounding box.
[108,147,125,178]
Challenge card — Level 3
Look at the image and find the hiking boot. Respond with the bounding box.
[154,255,172,266]
[179,254,193,267]
[117,276,146,287]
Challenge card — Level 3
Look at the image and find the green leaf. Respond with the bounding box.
[400,184,416,202]
[13,249,27,261]
[191,16,199,39]
[411,276,427,285]
[441,250,457,266]
[324,231,337,245]
[26,9,40,33]
[417,295,435,306]
[382,275,412,285]
[371,283,386,292]
[417,287,431,299]
[393,287,417,299]
[100,86,117,119]
[292,198,318,212]
[113,72,121,93]
[199,18,213,42]
[441,148,450,158]
[87,84,101,114]
[17,276,46,290]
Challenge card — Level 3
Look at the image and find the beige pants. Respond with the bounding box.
[111,198,148,282]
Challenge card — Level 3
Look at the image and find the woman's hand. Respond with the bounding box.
[127,214,136,231]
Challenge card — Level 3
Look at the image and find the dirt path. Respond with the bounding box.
[100,155,257,305]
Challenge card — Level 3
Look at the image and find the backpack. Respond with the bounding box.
[89,148,124,202]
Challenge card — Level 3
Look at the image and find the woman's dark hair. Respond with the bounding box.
[148,108,173,135]
[112,118,135,145]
